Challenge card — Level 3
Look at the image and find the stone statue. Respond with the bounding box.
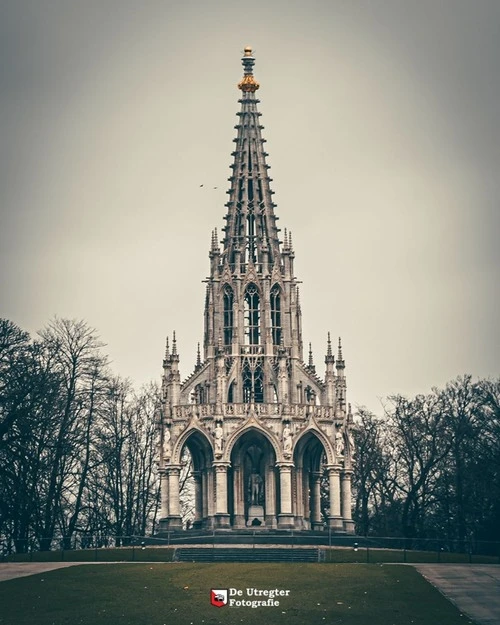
[335,429,344,457]
[346,429,355,458]
[163,427,172,457]
[214,422,224,453]
[248,471,263,505]
[283,424,292,453]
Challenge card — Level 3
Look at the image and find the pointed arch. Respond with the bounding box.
[172,425,214,467]
[223,421,281,463]
[243,283,260,345]
[222,283,234,346]
[270,283,282,345]
[292,425,334,466]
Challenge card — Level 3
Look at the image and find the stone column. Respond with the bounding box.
[294,467,304,528]
[341,469,355,534]
[311,471,323,530]
[213,463,231,528]
[233,466,245,528]
[326,465,343,531]
[202,469,208,522]
[277,463,295,529]
[160,470,169,519]
[164,465,182,531]
[207,468,215,525]
[192,471,203,529]
[156,470,170,533]
[264,465,277,528]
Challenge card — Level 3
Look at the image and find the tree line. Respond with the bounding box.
[0,318,162,552]
[352,376,500,542]
[1,317,499,552]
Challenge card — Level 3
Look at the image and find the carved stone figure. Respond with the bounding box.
[346,429,355,458]
[214,422,224,453]
[248,471,263,505]
[163,427,172,457]
[335,429,344,457]
[283,424,292,453]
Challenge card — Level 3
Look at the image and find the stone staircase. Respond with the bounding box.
[174,547,322,563]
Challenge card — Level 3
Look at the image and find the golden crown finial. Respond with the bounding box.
[238,46,259,92]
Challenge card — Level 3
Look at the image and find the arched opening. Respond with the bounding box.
[227,380,235,403]
[293,432,327,530]
[181,431,214,529]
[223,285,233,346]
[229,429,278,528]
[270,284,282,345]
[244,283,260,345]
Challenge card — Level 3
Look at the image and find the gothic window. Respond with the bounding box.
[243,360,264,403]
[244,283,260,345]
[228,380,235,403]
[270,284,282,345]
[223,285,233,346]
[195,383,206,404]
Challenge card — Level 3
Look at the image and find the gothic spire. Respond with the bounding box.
[308,343,316,373]
[222,47,281,271]
[336,336,345,371]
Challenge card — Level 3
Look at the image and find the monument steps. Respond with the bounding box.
[174,547,321,562]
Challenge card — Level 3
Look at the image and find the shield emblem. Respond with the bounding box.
[210,589,228,607]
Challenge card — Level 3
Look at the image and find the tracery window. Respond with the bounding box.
[270,284,282,345]
[243,360,264,403]
[244,283,260,345]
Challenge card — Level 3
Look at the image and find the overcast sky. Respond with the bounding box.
[1,0,499,412]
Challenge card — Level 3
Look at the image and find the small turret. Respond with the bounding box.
[324,332,336,406]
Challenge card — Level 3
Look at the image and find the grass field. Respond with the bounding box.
[0,563,475,625]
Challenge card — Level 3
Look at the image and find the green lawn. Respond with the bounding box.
[0,563,475,625]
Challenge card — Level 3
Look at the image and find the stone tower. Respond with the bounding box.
[157,48,355,533]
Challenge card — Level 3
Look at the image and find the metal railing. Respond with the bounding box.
[2,531,499,564]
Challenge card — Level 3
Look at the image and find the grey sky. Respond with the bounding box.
[1,0,499,411]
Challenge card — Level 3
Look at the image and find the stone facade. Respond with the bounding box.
[157,48,355,533]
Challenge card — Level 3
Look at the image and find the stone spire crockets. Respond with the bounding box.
[222,46,281,270]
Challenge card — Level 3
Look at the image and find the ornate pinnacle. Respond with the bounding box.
[165,337,170,359]
[172,331,177,356]
[337,336,343,360]
[288,230,294,252]
[308,343,315,369]
[238,46,259,93]
[211,228,219,252]
[196,342,201,368]
[327,332,332,357]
